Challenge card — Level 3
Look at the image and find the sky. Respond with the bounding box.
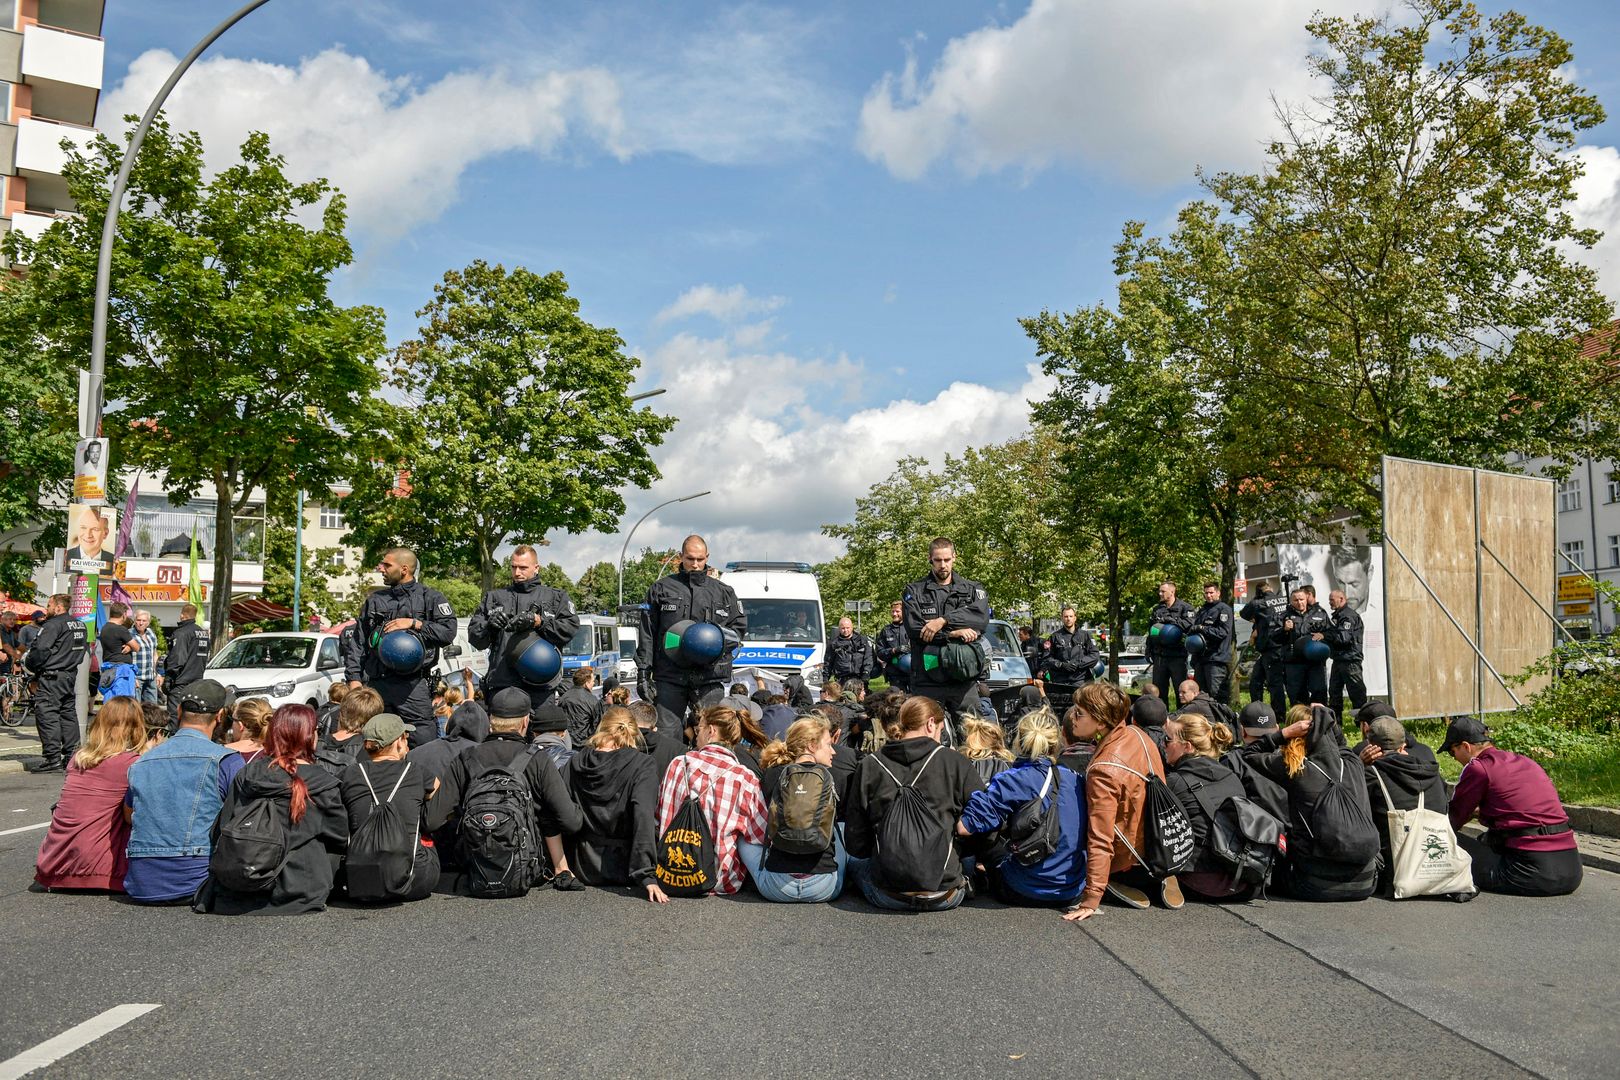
[97,0,1620,580]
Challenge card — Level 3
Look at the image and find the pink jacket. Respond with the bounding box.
[35,750,138,891]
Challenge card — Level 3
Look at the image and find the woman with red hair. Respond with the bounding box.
[194,704,348,915]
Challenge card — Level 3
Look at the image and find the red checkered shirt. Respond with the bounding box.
[657,745,767,895]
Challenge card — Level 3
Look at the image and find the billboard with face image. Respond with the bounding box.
[1274,543,1388,696]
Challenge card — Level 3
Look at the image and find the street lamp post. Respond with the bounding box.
[617,491,710,610]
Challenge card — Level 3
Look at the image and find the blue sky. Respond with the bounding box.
[98,0,1620,577]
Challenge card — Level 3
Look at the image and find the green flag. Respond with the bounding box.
[188,516,208,628]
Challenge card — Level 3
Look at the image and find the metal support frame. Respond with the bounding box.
[1479,540,1578,644]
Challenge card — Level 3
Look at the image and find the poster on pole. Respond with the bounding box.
[62,505,117,574]
[69,573,98,644]
[72,438,109,502]
[1274,543,1388,696]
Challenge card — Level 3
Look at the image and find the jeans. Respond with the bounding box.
[737,833,847,904]
[848,857,965,912]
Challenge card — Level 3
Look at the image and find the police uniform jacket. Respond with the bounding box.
[1193,601,1235,663]
[826,631,876,681]
[1279,603,1331,663]
[25,613,85,674]
[902,573,990,689]
[468,579,581,689]
[162,618,210,685]
[874,621,909,673]
[635,571,747,685]
[1323,605,1365,663]
[1044,626,1099,684]
[343,580,458,683]
[1240,593,1288,657]
[1148,599,1195,659]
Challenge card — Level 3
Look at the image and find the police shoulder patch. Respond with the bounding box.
[975,588,986,601]
[437,603,453,616]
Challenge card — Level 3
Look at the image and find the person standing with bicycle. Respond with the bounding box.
[0,611,21,724]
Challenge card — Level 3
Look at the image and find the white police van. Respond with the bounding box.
[560,613,622,688]
[719,562,827,688]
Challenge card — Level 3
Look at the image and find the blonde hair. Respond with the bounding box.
[339,686,384,733]
[436,686,464,717]
[760,716,832,769]
[1013,707,1064,762]
[1173,713,1233,759]
[1283,704,1312,777]
[697,705,743,748]
[1073,681,1129,735]
[231,697,273,743]
[604,685,631,706]
[74,696,144,769]
[588,706,641,751]
[960,716,1013,762]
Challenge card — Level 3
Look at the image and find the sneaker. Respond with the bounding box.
[551,870,585,892]
[1158,876,1185,910]
[1105,881,1151,909]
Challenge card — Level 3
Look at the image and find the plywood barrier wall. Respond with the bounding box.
[1382,457,1555,719]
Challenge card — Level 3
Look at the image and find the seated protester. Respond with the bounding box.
[655,705,768,897]
[958,709,1086,908]
[730,706,770,781]
[724,682,765,726]
[1223,702,1289,822]
[630,699,682,781]
[973,682,999,724]
[1163,713,1253,902]
[1352,701,1438,766]
[563,707,669,904]
[530,704,576,770]
[409,699,490,797]
[1242,705,1378,902]
[738,715,852,903]
[1007,684,1047,729]
[434,686,463,739]
[35,697,146,892]
[808,703,860,807]
[124,680,246,904]
[559,668,600,750]
[864,688,908,753]
[841,678,871,749]
[140,703,168,746]
[426,687,585,893]
[1057,697,1096,775]
[194,704,349,915]
[1129,694,1170,762]
[844,695,985,913]
[339,713,439,903]
[1442,716,1581,898]
[315,686,383,777]
[1063,682,1183,922]
[316,682,348,738]
[782,673,815,711]
[759,694,797,742]
[1359,715,1450,896]
[224,697,272,764]
[959,715,1015,786]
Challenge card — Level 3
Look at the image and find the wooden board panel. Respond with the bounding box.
[1477,470,1555,710]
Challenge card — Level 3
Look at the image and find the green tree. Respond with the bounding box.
[259,497,344,629]
[575,560,620,614]
[6,119,393,644]
[343,261,675,591]
[818,458,952,620]
[617,547,678,609]
[537,561,574,596]
[421,576,482,618]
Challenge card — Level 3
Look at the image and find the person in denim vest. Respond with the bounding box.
[123,680,244,903]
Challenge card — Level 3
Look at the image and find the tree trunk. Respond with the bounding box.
[1219,512,1239,707]
[1105,528,1122,685]
[478,530,495,594]
[209,473,235,655]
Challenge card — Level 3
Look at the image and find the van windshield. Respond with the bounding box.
[562,626,594,657]
[741,600,823,643]
[983,622,1021,658]
[210,637,314,670]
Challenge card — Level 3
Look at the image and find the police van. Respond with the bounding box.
[719,562,827,688]
[560,613,621,688]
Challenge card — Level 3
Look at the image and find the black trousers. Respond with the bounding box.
[652,678,723,744]
[883,667,908,692]
[1261,654,1289,711]
[1151,656,1188,709]
[34,670,80,761]
[1459,835,1583,897]
[1284,661,1327,710]
[1328,660,1367,716]
[910,681,978,744]
[375,676,436,748]
[1194,661,1230,705]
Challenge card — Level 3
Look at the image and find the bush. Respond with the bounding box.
[1506,582,1619,736]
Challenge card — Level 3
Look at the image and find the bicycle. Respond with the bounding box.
[1,670,36,728]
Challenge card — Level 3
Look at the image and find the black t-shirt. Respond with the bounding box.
[99,622,135,662]
[341,757,433,836]
[760,761,853,876]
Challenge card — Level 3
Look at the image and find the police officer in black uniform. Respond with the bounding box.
[1279,586,1331,709]
[25,593,85,773]
[903,537,990,732]
[1191,582,1235,704]
[161,602,211,725]
[1147,581,1196,709]
[342,548,458,748]
[1043,605,1099,699]
[468,543,581,716]
[874,600,909,690]
[1018,625,1044,679]
[1324,587,1367,717]
[1240,582,1288,710]
[634,535,747,743]
[826,616,875,684]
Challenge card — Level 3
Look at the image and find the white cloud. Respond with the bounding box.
[1570,144,1620,305]
[656,284,787,325]
[858,0,1358,186]
[541,328,1053,577]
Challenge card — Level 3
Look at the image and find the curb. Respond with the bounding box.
[0,759,25,775]
[1565,804,1620,839]
[1460,823,1620,876]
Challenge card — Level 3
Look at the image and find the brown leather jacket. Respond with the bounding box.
[1079,723,1165,909]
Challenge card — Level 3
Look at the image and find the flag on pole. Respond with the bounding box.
[188,515,208,628]
[114,475,139,558]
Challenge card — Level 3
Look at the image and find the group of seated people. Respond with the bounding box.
[30,668,1583,915]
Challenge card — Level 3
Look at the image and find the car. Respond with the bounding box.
[981,619,1034,718]
[207,632,345,710]
[1111,651,1151,691]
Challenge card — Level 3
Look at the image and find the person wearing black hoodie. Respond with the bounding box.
[629,700,683,780]
[1129,694,1170,762]
[563,707,669,903]
[1243,704,1379,901]
[409,700,491,795]
[1164,713,1255,901]
[1359,716,1451,895]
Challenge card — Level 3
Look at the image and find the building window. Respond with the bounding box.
[1561,540,1586,571]
[325,551,345,569]
[319,505,344,530]
[1557,477,1582,513]
[1609,535,1619,570]
[1607,472,1619,504]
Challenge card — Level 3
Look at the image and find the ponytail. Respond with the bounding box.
[263,704,318,823]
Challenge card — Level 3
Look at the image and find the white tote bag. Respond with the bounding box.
[1371,768,1475,899]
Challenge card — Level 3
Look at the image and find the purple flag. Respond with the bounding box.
[114,475,139,559]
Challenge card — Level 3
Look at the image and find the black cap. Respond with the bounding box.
[489,686,534,721]
[178,678,229,714]
[1354,701,1397,726]
[1131,695,1168,729]
[530,703,570,735]
[1239,701,1277,730]
[1438,715,1491,755]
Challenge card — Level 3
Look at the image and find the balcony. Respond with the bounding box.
[20,24,103,127]
[13,115,97,181]
[7,208,72,248]
[124,510,267,565]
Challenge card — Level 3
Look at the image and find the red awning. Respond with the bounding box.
[230,597,294,623]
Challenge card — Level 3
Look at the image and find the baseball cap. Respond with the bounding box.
[1367,716,1406,753]
[178,679,229,714]
[362,712,408,746]
[1354,701,1397,726]
[489,686,535,721]
[1437,715,1491,755]
[530,703,570,734]
[1239,701,1277,731]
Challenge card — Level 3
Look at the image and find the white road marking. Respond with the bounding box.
[0,822,47,837]
[0,1005,161,1080]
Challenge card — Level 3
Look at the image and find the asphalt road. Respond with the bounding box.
[1,770,1614,1080]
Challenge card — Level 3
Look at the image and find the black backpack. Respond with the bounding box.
[346,761,422,902]
[1186,768,1284,889]
[457,744,543,899]
[767,762,837,855]
[869,747,954,892]
[1303,754,1380,866]
[1094,728,1196,880]
[210,787,290,894]
[1004,761,1063,866]
[314,735,365,778]
[655,760,719,896]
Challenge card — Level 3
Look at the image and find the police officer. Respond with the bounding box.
[1239,582,1288,710]
[874,600,909,690]
[1324,588,1367,717]
[902,537,990,732]
[468,543,581,716]
[1018,625,1044,679]
[634,535,747,743]
[1043,605,1099,699]
[1191,582,1234,704]
[1279,587,1331,709]
[24,593,85,773]
[342,548,458,748]
[162,602,211,725]
[826,617,875,684]
[1147,581,1195,709]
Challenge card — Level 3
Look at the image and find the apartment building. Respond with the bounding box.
[303,492,367,610]
[1,0,103,266]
